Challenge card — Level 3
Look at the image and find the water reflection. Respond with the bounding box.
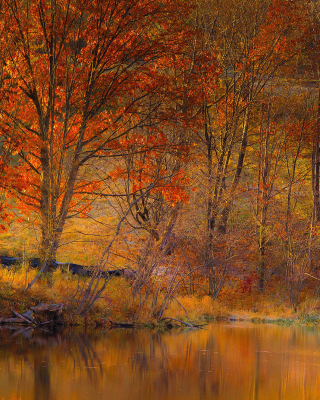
[34,353,51,400]
[0,323,320,399]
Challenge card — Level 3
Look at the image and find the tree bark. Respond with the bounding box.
[312,87,320,223]
[218,108,250,233]
[39,143,82,271]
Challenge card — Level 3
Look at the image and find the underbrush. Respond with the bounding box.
[1,265,320,327]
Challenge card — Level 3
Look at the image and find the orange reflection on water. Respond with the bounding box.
[0,323,319,400]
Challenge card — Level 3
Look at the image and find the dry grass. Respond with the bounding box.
[1,214,320,326]
[0,262,320,326]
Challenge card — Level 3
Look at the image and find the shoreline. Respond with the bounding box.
[1,309,318,330]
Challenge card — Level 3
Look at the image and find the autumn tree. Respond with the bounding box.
[275,100,315,309]
[0,0,211,271]
[253,95,293,290]
[302,0,320,224]
[189,0,304,296]
[75,34,219,312]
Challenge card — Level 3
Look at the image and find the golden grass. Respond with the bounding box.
[0,264,319,326]
[0,249,319,327]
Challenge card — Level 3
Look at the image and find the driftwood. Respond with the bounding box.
[106,319,137,328]
[160,317,206,329]
[0,303,63,327]
[31,303,63,313]
[11,308,36,325]
[31,303,63,325]
[0,317,29,325]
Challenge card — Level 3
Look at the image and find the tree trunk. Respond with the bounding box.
[39,146,81,272]
[312,87,320,223]
[256,103,271,292]
[39,147,56,272]
[258,207,267,291]
[218,108,250,233]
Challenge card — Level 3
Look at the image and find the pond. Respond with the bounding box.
[0,322,320,399]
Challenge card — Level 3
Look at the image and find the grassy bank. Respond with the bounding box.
[1,264,320,328]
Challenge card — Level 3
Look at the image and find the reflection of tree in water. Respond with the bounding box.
[253,350,260,400]
[129,332,170,397]
[0,327,56,400]
[1,324,319,400]
[69,332,103,381]
[30,329,104,384]
[18,328,59,400]
[0,327,104,399]
[34,353,51,400]
[128,331,223,399]
[198,335,220,400]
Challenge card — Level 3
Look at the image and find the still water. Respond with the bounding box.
[0,323,320,400]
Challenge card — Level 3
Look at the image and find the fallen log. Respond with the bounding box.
[160,317,207,329]
[0,317,30,325]
[0,255,136,280]
[30,303,63,325]
[106,319,137,328]
[11,308,36,325]
[0,256,22,266]
[0,303,64,327]
[31,303,63,313]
